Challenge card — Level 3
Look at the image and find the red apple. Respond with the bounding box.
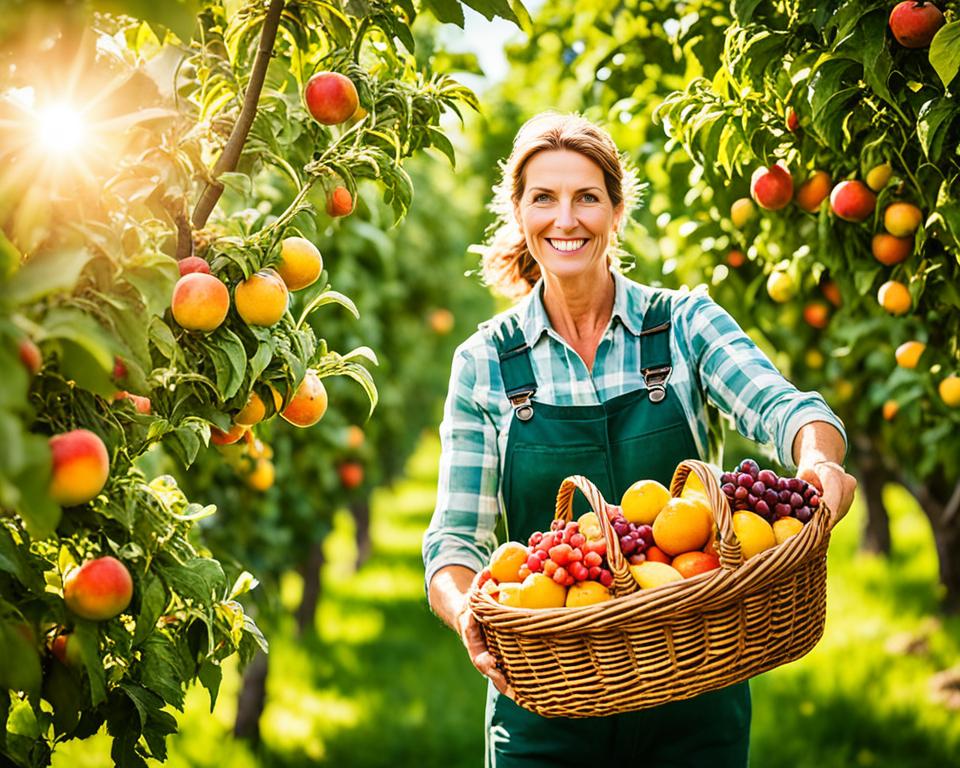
[304,72,359,125]
[750,164,793,210]
[830,180,876,222]
[889,1,945,48]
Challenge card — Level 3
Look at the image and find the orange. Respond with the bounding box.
[894,341,925,369]
[878,280,911,316]
[732,511,776,560]
[277,237,323,291]
[939,376,960,407]
[235,391,266,426]
[671,551,720,578]
[489,542,529,584]
[773,517,804,544]
[652,497,713,556]
[645,546,672,564]
[565,581,612,607]
[621,479,671,525]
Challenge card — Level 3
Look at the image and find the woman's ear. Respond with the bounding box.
[612,202,625,233]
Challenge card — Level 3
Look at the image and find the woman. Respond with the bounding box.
[422,112,857,767]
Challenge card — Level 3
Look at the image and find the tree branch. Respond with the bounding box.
[175,212,193,261]
[190,0,286,233]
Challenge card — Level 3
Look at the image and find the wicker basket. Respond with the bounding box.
[468,459,832,718]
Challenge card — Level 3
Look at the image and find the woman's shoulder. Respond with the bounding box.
[616,273,715,320]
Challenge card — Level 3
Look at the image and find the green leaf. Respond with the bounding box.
[426,126,457,167]
[423,0,465,26]
[0,622,42,694]
[218,172,252,197]
[197,659,222,712]
[206,327,247,400]
[917,97,960,162]
[4,247,93,305]
[44,658,83,735]
[731,0,763,23]
[134,573,168,645]
[930,21,960,88]
[0,525,45,591]
[9,432,58,541]
[159,557,226,604]
[139,635,185,709]
[72,622,107,705]
[296,289,360,330]
[249,340,273,381]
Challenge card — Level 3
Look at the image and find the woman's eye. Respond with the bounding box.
[534,193,551,203]
[582,193,599,203]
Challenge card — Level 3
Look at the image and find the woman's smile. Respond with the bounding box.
[546,237,589,254]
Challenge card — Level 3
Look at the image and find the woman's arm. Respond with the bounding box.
[792,420,858,527]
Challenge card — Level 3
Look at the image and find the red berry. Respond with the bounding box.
[583,551,602,568]
[553,567,569,585]
[588,565,602,579]
[599,569,614,587]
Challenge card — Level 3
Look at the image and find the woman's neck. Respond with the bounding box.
[541,266,615,347]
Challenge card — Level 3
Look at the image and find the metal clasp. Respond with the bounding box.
[509,389,535,421]
[642,366,672,403]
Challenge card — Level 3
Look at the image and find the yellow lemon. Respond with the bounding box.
[732,511,777,560]
[629,561,684,589]
[621,479,671,525]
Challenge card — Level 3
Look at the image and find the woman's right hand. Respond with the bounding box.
[457,577,514,699]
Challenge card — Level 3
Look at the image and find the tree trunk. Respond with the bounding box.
[295,541,324,636]
[908,476,960,614]
[852,436,891,556]
[352,497,372,569]
[233,651,268,743]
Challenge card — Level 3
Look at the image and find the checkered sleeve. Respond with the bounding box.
[422,343,503,598]
[679,291,847,470]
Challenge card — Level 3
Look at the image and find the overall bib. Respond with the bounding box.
[484,293,751,767]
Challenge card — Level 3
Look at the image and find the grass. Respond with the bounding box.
[52,436,959,767]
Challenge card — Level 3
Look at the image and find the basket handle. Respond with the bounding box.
[554,476,639,598]
[669,460,742,571]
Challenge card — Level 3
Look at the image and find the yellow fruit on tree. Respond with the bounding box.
[884,202,923,237]
[766,270,796,303]
[865,163,892,192]
[246,459,275,492]
[772,517,804,545]
[939,376,960,407]
[565,581,612,607]
[730,198,756,228]
[235,269,288,326]
[520,573,567,609]
[732,511,777,560]
[894,341,925,369]
[277,237,323,291]
[878,281,911,316]
[620,479,671,525]
[235,391,266,426]
[882,400,900,421]
[629,561,683,589]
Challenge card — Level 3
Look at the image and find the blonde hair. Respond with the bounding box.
[480,112,639,299]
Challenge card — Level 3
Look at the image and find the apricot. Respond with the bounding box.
[795,171,832,213]
[565,581,612,607]
[235,269,288,327]
[803,302,830,329]
[895,340,926,369]
[112,390,152,414]
[889,1,945,48]
[18,337,42,375]
[821,280,842,308]
[882,399,900,421]
[63,556,133,621]
[730,198,756,228]
[304,71,359,125]
[49,429,110,506]
[878,280,911,315]
[884,202,923,237]
[750,164,793,210]
[519,572,567,609]
[489,541,529,583]
[830,180,876,222]
[652,497,712,556]
[234,391,266,426]
[671,551,720,578]
[872,233,913,266]
[629,561,683,589]
[276,237,323,291]
[866,163,892,192]
[766,270,796,303]
[210,423,247,446]
[939,376,960,407]
[171,273,230,332]
[621,479,671,525]
[345,425,365,449]
[246,459,275,492]
[281,370,328,427]
[732,511,776,560]
[327,186,354,217]
[177,256,210,276]
[772,517,804,545]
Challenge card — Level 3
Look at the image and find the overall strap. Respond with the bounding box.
[639,291,673,403]
[490,314,537,421]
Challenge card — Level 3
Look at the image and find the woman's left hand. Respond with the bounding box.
[796,460,858,528]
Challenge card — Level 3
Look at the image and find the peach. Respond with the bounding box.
[884,202,923,237]
[246,459,275,492]
[939,376,960,407]
[803,302,830,329]
[327,186,354,217]
[882,400,900,421]
[730,198,756,228]
[565,581,612,607]
[889,1,945,48]
[210,423,247,445]
[489,541,529,584]
[49,632,82,666]
[277,237,323,291]
[171,273,230,332]
[304,72,359,125]
[49,429,110,506]
[671,551,720,578]
[497,582,524,607]
[726,249,746,268]
[872,233,913,266]
[773,517,805,544]
[281,370,328,427]
[235,268,288,327]
[821,280,842,308]
[177,256,211,276]
[338,461,364,489]
[830,180,876,222]
[795,171,832,213]
[866,163,892,191]
[519,572,567,608]
[878,280,912,315]
[750,164,793,210]
[112,390,152,414]
[345,425,365,449]
[63,556,133,621]
[895,340,926,369]
[18,337,42,376]
[234,391,266,426]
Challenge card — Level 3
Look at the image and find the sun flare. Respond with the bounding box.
[36,102,88,155]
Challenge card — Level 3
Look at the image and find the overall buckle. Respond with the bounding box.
[508,389,535,421]
[642,366,671,403]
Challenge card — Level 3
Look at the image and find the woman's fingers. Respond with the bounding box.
[457,600,515,699]
[797,461,858,528]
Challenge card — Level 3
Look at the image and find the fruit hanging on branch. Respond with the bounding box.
[888,1,946,48]
[830,180,876,222]
[884,202,923,237]
[63,556,133,621]
[750,163,793,210]
[281,370,328,427]
[304,71,359,125]
[872,233,914,265]
[277,236,323,291]
[171,272,230,332]
[326,185,355,217]
[795,171,832,213]
[178,256,211,275]
[730,197,756,228]
[48,429,110,506]
[235,268,289,327]
[878,280,912,315]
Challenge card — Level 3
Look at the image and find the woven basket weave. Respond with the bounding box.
[468,460,831,718]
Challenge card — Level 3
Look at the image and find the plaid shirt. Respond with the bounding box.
[422,269,846,590]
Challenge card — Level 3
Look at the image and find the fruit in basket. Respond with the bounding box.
[679,471,709,504]
[565,581,613,607]
[671,551,720,578]
[732,511,777,560]
[645,546,672,564]
[720,459,820,524]
[497,582,524,607]
[773,517,804,544]
[489,542,529,583]
[620,479,671,524]
[651,497,712,556]
[520,573,568,608]
[577,512,603,540]
[608,509,653,564]
[629,561,683,589]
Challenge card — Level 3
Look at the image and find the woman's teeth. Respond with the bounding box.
[548,239,586,252]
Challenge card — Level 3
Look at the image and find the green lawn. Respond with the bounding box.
[53,435,959,767]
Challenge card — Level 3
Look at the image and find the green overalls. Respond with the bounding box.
[484,292,751,767]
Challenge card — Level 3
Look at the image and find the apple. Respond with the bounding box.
[889,1,945,48]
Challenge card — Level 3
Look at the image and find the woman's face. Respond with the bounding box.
[515,149,622,285]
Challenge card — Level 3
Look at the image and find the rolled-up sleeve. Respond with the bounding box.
[422,345,502,599]
[682,292,846,470]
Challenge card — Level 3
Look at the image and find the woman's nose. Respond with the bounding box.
[554,201,577,229]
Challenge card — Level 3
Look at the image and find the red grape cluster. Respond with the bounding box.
[605,508,654,565]
[522,519,613,587]
[720,458,820,523]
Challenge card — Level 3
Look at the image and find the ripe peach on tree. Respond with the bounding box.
[63,556,134,621]
[281,370,328,427]
[795,171,832,213]
[277,236,323,291]
[888,1,945,48]
[872,233,913,265]
[830,180,876,222]
[171,272,230,332]
[750,163,793,210]
[235,268,289,327]
[48,429,110,506]
[304,71,359,125]
[327,185,354,217]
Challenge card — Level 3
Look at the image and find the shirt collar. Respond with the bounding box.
[518,267,647,347]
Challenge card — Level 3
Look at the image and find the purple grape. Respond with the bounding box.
[751,481,766,496]
[809,495,820,508]
[628,553,646,565]
[740,459,760,477]
[735,486,749,500]
[630,529,642,540]
[764,489,779,507]
[790,492,804,508]
[614,521,629,536]
[747,493,758,507]
[802,484,816,500]
[796,507,813,523]
[755,500,770,517]
[779,490,792,503]
[738,473,754,488]
[735,500,749,510]
[778,478,790,491]
[787,478,802,492]
[775,503,791,517]
[722,483,736,497]
[721,472,735,485]
[758,469,779,486]
[621,537,636,555]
